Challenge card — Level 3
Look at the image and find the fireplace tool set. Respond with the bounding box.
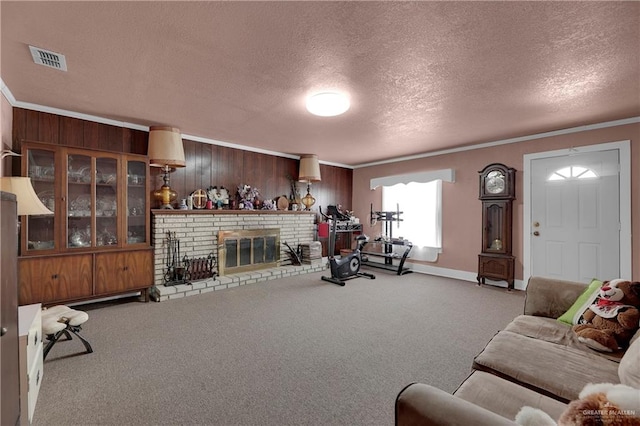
[164,231,217,286]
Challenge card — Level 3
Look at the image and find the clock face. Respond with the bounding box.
[485,170,505,194]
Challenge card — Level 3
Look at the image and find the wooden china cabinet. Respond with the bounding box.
[17,141,153,305]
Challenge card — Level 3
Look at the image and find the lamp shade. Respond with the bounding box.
[0,177,53,215]
[298,154,321,182]
[147,126,186,168]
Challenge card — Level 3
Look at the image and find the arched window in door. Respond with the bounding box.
[548,166,598,181]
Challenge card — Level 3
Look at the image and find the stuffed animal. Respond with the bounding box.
[515,383,640,426]
[572,279,640,352]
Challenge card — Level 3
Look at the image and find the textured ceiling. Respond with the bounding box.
[1,1,639,167]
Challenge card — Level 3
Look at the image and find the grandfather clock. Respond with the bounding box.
[477,163,516,290]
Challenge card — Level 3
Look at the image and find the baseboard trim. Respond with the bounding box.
[408,263,526,291]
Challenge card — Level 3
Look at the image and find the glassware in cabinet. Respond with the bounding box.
[24,147,57,252]
[20,142,149,257]
[126,159,147,244]
[95,156,118,247]
[66,154,93,248]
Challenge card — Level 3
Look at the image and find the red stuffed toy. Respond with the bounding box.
[573,279,640,352]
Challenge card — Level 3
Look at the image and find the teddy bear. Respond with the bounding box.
[572,279,640,352]
[515,382,640,426]
[558,383,640,426]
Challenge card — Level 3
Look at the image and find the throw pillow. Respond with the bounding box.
[557,278,602,326]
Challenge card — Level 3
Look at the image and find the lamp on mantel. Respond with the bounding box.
[0,150,53,216]
[298,154,322,211]
[147,126,185,209]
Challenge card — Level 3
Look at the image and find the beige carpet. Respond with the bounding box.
[32,271,524,426]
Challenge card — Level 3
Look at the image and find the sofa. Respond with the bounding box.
[395,276,640,425]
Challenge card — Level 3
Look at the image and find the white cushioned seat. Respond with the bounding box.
[41,305,93,360]
[42,305,89,334]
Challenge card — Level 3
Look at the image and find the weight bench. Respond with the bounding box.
[41,305,93,360]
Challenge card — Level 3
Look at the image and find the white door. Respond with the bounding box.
[530,150,620,282]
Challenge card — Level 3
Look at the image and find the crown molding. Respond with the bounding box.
[352,116,640,169]
[1,79,17,105]
[0,78,352,168]
[3,78,636,171]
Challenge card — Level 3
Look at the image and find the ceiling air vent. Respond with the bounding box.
[29,45,67,71]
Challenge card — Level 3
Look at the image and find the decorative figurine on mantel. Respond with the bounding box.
[261,199,276,210]
[207,186,230,209]
[190,189,208,209]
[237,184,260,210]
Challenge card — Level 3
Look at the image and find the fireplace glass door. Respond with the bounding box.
[218,229,280,275]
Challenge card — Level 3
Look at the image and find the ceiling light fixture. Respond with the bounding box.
[306,92,350,117]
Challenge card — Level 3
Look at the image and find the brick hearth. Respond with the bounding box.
[151,263,326,301]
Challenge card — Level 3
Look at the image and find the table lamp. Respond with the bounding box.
[147,126,186,209]
[0,177,53,216]
[0,150,53,216]
[298,154,321,210]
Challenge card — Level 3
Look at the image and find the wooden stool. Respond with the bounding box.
[41,306,93,360]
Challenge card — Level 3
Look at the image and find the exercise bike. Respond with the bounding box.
[321,205,375,286]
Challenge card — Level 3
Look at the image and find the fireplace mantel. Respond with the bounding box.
[151,209,316,216]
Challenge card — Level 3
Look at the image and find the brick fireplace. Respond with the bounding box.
[150,210,326,301]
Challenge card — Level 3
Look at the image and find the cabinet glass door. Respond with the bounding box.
[25,148,56,252]
[96,156,119,246]
[126,160,147,244]
[67,154,94,248]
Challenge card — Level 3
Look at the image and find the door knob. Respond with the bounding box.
[533,222,540,227]
[1,327,7,337]
[533,231,540,236]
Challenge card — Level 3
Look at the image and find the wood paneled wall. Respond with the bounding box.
[12,109,149,155]
[12,108,353,210]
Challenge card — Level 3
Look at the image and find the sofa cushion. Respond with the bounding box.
[473,330,619,402]
[524,277,588,318]
[619,336,640,388]
[454,371,567,421]
[504,315,623,362]
[505,315,575,345]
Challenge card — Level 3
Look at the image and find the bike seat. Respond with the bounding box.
[326,205,350,221]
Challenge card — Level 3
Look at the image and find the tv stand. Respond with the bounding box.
[361,204,413,275]
[361,238,413,275]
